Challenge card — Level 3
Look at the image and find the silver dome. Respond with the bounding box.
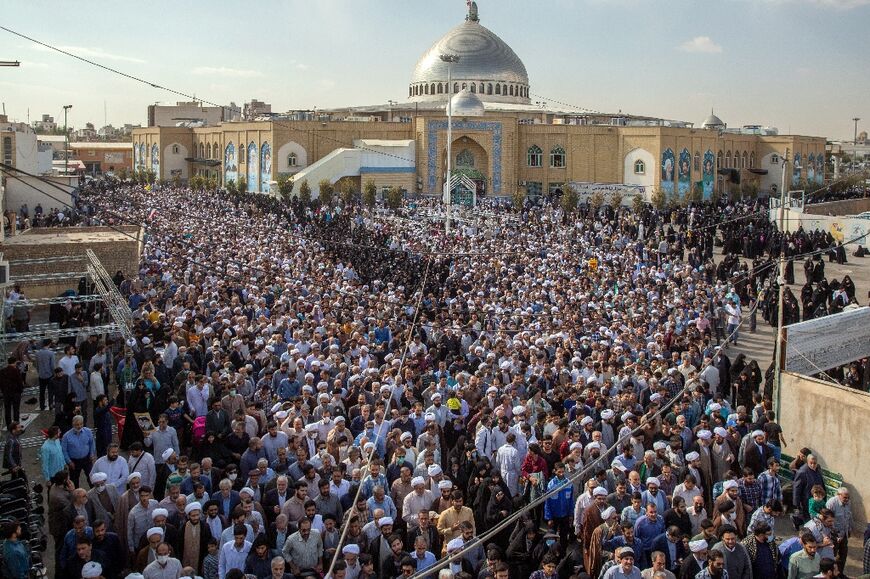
[449,89,485,117]
[409,3,530,104]
[702,111,725,129]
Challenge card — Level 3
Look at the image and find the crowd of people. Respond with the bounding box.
[5,179,868,579]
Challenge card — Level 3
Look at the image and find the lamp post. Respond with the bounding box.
[853,117,861,146]
[773,148,790,416]
[440,53,460,234]
[63,105,73,177]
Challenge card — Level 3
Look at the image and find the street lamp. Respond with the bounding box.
[440,53,460,234]
[853,117,861,145]
[63,104,73,177]
[773,147,790,417]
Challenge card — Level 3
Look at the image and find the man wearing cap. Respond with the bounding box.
[87,471,120,530]
[177,501,212,573]
[581,486,610,556]
[641,477,668,515]
[134,526,165,572]
[341,543,362,579]
[714,481,748,536]
[743,430,773,477]
[602,546,642,578]
[680,539,708,579]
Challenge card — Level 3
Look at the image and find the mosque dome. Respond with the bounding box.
[409,2,530,105]
[702,111,725,129]
[449,89,485,117]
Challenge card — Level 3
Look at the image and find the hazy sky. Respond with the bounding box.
[1,0,868,139]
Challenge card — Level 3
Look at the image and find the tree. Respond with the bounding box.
[589,190,604,211]
[687,182,703,205]
[318,179,334,207]
[363,179,377,208]
[386,186,404,209]
[651,187,666,210]
[226,179,238,194]
[206,176,218,191]
[298,179,312,205]
[339,179,355,206]
[145,169,156,184]
[561,186,579,214]
[189,175,202,190]
[610,191,623,209]
[632,194,645,214]
[116,166,129,181]
[277,175,294,202]
[511,188,526,211]
[237,176,247,194]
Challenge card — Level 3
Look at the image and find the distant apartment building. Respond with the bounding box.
[147,101,225,127]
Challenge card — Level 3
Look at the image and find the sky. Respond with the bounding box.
[1,0,868,139]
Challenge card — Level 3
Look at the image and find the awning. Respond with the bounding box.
[748,168,768,175]
[184,157,222,166]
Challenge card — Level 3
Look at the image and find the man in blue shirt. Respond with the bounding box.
[61,415,96,487]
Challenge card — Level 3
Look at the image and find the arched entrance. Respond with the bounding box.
[442,136,489,196]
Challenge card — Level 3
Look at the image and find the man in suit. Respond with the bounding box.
[263,475,293,524]
[206,398,231,440]
[679,539,707,579]
[743,430,773,476]
[214,478,242,519]
[649,526,688,574]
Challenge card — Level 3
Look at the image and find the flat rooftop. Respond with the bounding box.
[2,226,140,246]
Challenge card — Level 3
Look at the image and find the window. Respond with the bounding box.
[430,83,435,95]
[742,151,748,169]
[461,83,467,90]
[634,160,646,174]
[454,83,459,93]
[200,143,205,158]
[548,182,565,197]
[487,83,493,95]
[437,83,443,94]
[509,85,514,96]
[750,152,756,168]
[694,152,701,172]
[456,149,474,167]
[725,151,731,168]
[479,83,484,94]
[550,145,566,168]
[717,150,723,168]
[495,84,501,95]
[172,145,179,155]
[288,153,298,167]
[470,84,476,93]
[239,147,245,163]
[526,181,543,199]
[527,145,543,167]
[3,136,12,165]
[502,84,507,95]
[771,154,779,165]
[206,144,212,158]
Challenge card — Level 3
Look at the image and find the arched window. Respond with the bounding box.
[495,84,501,95]
[470,84,476,93]
[437,83,443,94]
[172,145,179,155]
[634,160,645,174]
[424,84,429,95]
[239,146,245,163]
[725,150,731,168]
[509,85,514,96]
[750,152,756,168]
[527,145,543,167]
[694,152,701,172]
[502,84,507,95]
[288,153,297,167]
[206,144,212,158]
[213,143,219,159]
[461,82,467,90]
[430,83,435,95]
[409,86,413,97]
[487,83,493,95]
[454,83,459,93]
[717,150,723,168]
[550,145,566,168]
[199,143,204,158]
[479,83,484,93]
[742,151,748,168]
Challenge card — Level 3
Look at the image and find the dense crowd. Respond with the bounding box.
[2,181,867,579]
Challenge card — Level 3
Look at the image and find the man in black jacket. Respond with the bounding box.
[0,358,24,428]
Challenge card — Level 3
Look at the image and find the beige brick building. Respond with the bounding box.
[132,2,826,202]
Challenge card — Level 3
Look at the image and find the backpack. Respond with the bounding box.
[192,416,206,445]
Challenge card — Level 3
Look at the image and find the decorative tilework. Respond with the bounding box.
[427,120,502,194]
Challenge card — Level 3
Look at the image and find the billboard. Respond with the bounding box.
[702,150,714,200]
[784,306,870,375]
[678,148,691,198]
[661,148,675,197]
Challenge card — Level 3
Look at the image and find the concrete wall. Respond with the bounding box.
[779,372,870,525]
[804,197,870,217]
[3,175,75,215]
[772,206,870,247]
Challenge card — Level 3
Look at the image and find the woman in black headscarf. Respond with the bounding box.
[485,483,515,551]
[120,378,153,449]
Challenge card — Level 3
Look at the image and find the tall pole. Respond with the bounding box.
[853,117,861,145]
[63,104,73,177]
[773,148,789,415]
[446,62,453,234]
[440,53,459,234]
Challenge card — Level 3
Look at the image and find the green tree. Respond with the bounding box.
[589,190,604,211]
[610,191,623,209]
[632,194,645,214]
[299,179,312,205]
[226,179,238,194]
[145,169,156,184]
[318,179,334,207]
[339,179,355,206]
[386,186,403,209]
[189,175,202,190]
[116,166,129,181]
[237,176,247,194]
[363,179,377,208]
[277,175,294,202]
[561,187,579,214]
[511,188,526,211]
[651,187,666,210]
[207,176,218,191]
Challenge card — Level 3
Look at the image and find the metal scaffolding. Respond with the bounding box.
[0,250,134,354]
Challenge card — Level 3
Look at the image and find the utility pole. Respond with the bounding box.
[773,148,790,416]
[440,53,460,234]
[63,104,73,177]
[853,117,861,145]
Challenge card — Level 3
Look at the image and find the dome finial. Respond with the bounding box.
[466,1,479,22]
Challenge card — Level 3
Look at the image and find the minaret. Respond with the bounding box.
[466,1,479,22]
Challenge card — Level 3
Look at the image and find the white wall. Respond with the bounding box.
[276,141,308,174]
[163,143,189,181]
[760,152,785,193]
[4,175,75,214]
[623,147,655,193]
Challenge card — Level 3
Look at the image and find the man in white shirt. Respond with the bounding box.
[219,525,252,577]
[724,299,741,344]
[92,443,130,494]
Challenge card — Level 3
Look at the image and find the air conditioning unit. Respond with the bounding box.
[0,261,9,285]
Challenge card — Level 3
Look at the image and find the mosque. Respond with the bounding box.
[132,2,826,202]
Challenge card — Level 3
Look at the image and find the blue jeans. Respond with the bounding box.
[727,323,739,342]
